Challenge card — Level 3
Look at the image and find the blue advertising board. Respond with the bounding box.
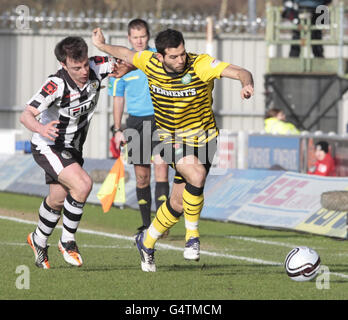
[201,169,284,221]
[247,135,301,171]
[227,172,348,238]
[1,154,346,238]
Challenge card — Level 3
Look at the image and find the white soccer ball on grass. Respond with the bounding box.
[284,246,321,282]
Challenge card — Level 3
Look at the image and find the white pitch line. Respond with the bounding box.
[0,215,280,266]
[0,242,27,246]
[2,215,348,279]
[227,235,308,249]
[330,272,348,279]
[0,242,132,249]
[153,242,281,265]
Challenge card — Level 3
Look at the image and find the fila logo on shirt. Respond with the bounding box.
[67,100,96,117]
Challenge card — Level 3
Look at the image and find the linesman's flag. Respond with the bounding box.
[97,157,125,213]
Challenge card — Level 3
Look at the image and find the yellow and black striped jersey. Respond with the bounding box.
[132,50,229,147]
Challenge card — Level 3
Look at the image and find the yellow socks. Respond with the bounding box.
[144,200,180,249]
[143,183,204,249]
[183,184,204,242]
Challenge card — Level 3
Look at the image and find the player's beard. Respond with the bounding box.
[162,60,185,74]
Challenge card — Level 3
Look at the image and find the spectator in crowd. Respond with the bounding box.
[308,140,336,176]
[264,108,300,134]
[282,0,332,58]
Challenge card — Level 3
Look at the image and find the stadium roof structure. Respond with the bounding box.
[265,2,347,76]
[264,2,348,132]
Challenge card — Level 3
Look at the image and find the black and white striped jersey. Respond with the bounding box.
[27,56,113,152]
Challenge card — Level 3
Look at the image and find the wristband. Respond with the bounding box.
[113,127,122,135]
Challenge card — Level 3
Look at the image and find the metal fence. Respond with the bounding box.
[0,7,266,34]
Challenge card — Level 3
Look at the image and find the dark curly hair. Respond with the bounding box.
[155,29,185,56]
[54,36,88,63]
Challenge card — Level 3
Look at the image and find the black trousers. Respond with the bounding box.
[289,9,324,58]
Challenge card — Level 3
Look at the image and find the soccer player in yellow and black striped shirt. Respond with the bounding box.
[92,27,254,272]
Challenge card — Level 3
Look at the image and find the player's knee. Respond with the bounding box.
[136,173,150,188]
[186,166,206,187]
[81,175,93,196]
[154,164,168,181]
[72,174,93,200]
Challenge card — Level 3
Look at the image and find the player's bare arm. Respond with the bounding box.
[109,58,136,78]
[221,64,254,99]
[113,96,127,149]
[92,28,136,65]
[20,105,59,141]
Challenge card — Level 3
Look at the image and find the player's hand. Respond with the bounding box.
[114,131,127,149]
[39,120,60,141]
[109,58,135,78]
[241,84,254,100]
[92,28,105,50]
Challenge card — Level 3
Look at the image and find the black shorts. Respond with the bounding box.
[159,138,217,184]
[124,114,161,165]
[31,143,83,184]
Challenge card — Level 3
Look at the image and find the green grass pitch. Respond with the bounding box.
[0,191,348,301]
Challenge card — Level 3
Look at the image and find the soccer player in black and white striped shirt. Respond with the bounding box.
[20,36,120,269]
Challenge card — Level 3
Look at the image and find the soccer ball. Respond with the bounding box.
[284,246,321,282]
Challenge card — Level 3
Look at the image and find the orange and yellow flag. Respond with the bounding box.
[97,157,126,213]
